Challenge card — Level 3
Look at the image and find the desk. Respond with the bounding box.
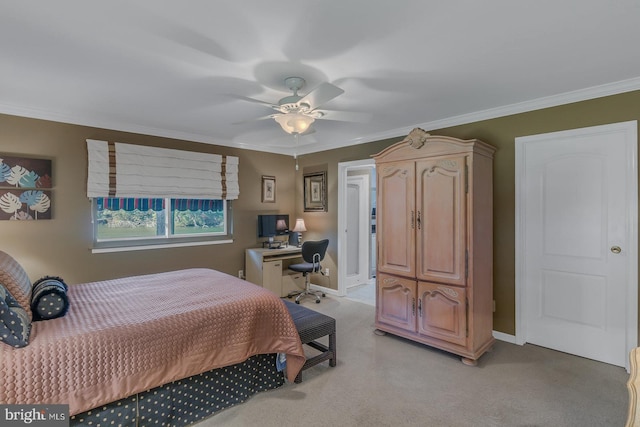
[245,247,305,297]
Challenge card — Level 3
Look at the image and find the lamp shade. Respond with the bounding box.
[292,218,307,232]
[276,219,287,231]
[274,113,315,135]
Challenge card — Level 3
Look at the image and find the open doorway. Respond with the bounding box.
[337,159,376,306]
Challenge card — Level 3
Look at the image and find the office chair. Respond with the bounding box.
[288,239,329,304]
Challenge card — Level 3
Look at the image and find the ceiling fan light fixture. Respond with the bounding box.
[274,113,315,135]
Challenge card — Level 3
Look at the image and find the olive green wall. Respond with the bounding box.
[0,114,298,284]
[295,90,640,336]
[293,138,402,292]
[3,90,640,336]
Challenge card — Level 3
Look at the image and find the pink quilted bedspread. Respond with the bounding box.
[0,268,305,415]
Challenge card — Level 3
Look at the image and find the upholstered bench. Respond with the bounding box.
[283,299,336,383]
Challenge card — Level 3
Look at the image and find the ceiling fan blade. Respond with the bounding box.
[297,82,344,109]
[227,94,279,109]
[318,109,371,123]
[232,114,277,125]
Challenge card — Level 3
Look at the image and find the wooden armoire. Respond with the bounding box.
[373,128,496,365]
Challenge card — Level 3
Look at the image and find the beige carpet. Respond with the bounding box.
[196,295,629,427]
[344,280,375,306]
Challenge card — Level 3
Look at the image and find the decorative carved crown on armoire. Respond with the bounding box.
[373,128,496,365]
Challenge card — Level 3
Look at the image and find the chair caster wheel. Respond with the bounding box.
[315,300,320,304]
[322,293,326,297]
[295,300,300,304]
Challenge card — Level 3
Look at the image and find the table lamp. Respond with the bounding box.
[276,219,287,232]
[291,218,306,247]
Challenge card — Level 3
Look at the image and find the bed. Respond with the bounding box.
[0,251,306,426]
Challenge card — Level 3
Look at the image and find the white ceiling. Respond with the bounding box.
[2,1,640,155]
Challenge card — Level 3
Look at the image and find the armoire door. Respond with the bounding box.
[377,161,415,278]
[417,281,467,346]
[416,156,467,286]
[376,273,416,332]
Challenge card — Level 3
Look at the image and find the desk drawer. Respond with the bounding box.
[282,272,305,297]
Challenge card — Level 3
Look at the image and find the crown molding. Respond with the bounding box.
[297,76,640,155]
[2,76,640,156]
[417,76,640,132]
[0,101,247,148]
[0,102,312,156]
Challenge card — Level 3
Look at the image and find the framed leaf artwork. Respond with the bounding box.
[0,155,52,220]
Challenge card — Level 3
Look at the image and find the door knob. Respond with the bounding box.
[611,246,622,254]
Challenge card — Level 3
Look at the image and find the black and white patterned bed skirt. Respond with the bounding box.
[70,353,283,427]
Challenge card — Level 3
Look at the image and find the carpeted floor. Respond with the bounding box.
[195,295,630,427]
[344,280,375,306]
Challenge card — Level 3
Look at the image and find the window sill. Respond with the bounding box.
[91,239,233,254]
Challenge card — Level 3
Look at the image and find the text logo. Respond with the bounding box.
[0,405,68,427]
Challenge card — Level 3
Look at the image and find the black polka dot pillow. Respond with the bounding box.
[30,276,69,321]
[0,284,31,347]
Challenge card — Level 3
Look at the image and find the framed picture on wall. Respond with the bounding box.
[0,155,53,220]
[304,171,327,212]
[262,175,276,203]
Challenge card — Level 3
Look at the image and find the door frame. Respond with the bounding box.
[515,120,638,370]
[338,159,375,297]
[345,173,371,288]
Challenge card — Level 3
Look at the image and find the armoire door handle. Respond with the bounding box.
[417,211,421,230]
[411,210,415,229]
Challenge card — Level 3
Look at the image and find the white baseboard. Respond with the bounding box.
[310,284,343,296]
[493,330,517,344]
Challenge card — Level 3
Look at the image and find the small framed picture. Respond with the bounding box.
[303,171,327,212]
[261,175,276,203]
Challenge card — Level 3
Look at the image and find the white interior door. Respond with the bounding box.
[345,174,369,288]
[516,121,637,368]
[338,159,375,297]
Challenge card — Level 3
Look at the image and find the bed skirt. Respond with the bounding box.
[70,353,283,427]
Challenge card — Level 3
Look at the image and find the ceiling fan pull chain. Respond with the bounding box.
[294,134,299,170]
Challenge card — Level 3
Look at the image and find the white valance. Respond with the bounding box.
[86,139,239,200]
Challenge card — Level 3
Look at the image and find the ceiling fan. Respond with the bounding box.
[236,76,345,135]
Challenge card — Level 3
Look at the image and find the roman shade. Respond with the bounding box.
[86,139,239,200]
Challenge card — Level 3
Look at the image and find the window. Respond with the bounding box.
[86,140,239,252]
[93,197,232,250]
